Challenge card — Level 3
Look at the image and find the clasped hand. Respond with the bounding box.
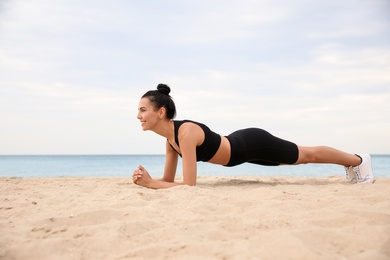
[132,165,152,187]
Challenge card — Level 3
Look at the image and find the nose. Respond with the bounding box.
[137,111,141,120]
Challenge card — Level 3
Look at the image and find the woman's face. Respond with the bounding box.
[137,98,160,131]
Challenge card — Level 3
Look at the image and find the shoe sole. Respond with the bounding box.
[357,177,374,184]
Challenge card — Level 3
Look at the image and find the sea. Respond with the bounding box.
[0,154,389,178]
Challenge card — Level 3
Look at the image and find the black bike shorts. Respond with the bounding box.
[225,128,299,167]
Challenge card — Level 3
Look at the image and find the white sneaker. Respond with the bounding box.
[352,154,374,184]
[344,166,357,183]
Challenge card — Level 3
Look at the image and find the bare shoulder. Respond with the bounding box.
[178,122,204,144]
[180,121,202,131]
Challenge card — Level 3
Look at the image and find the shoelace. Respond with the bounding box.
[353,167,362,180]
[344,167,350,178]
[345,166,355,180]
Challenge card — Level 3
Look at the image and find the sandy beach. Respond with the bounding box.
[1,176,389,260]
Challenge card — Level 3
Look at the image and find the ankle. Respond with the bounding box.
[352,154,362,167]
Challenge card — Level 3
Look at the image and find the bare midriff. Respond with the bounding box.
[207,136,231,165]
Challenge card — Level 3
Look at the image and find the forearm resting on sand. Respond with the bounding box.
[132,165,190,189]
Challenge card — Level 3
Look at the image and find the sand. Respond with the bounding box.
[1,176,390,260]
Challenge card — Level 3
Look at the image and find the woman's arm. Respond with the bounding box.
[177,124,200,186]
[133,141,181,189]
[133,142,197,189]
[132,122,203,189]
[161,140,179,182]
[133,165,184,189]
[132,141,186,189]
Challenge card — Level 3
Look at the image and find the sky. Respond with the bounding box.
[0,0,389,155]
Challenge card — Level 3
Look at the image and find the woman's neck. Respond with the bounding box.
[153,119,174,140]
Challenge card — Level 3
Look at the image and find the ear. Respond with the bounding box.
[158,107,166,119]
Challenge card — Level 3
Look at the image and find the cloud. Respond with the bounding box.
[0,0,389,154]
[162,1,288,44]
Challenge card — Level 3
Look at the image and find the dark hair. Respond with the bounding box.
[142,84,177,119]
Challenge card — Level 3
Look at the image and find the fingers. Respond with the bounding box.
[133,166,143,184]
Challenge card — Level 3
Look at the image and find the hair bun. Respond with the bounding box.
[157,84,171,95]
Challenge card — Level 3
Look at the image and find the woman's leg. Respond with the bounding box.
[295,146,361,167]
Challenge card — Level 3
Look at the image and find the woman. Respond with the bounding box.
[133,84,374,189]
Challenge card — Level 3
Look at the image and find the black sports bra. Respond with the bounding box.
[168,120,221,162]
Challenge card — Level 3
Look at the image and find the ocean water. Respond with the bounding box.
[0,154,389,178]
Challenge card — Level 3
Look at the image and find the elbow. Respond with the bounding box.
[161,178,174,183]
